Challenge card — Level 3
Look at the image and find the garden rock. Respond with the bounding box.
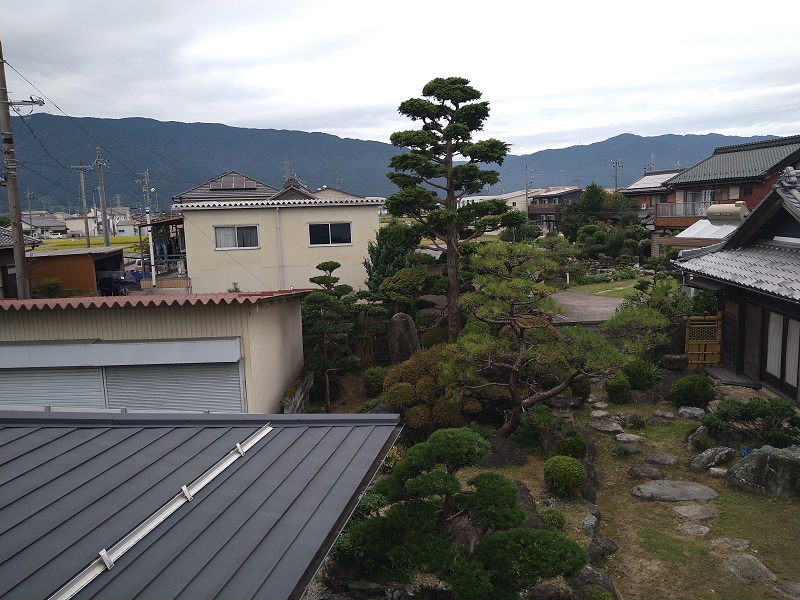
[710,537,751,551]
[527,583,575,600]
[616,444,642,455]
[478,437,528,468]
[580,514,598,535]
[589,410,609,419]
[686,425,712,450]
[367,402,398,415]
[616,433,645,443]
[580,459,602,503]
[631,480,718,502]
[653,409,675,419]
[725,553,776,582]
[725,445,800,498]
[678,406,706,420]
[582,501,601,518]
[587,535,619,565]
[587,394,602,404]
[347,580,386,599]
[593,402,609,409]
[515,481,549,530]
[648,415,672,426]
[679,523,710,535]
[688,446,736,472]
[627,464,665,480]
[566,565,620,600]
[588,419,624,434]
[386,313,420,363]
[672,504,716,522]
[776,582,800,599]
[645,452,678,467]
[708,467,728,478]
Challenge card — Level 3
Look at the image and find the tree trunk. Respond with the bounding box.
[446,224,460,343]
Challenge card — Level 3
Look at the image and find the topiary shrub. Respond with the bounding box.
[623,359,662,390]
[543,455,588,498]
[570,378,592,400]
[700,396,800,447]
[362,366,389,397]
[537,506,566,531]
[513,404,558,449]
[670,373,714,408]
[420,326,448,348]
[605,372,632,405]
[555,433,589,459]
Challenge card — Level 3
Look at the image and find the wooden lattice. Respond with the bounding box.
[684,314,722,368]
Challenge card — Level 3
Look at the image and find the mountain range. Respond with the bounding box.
[4,113,774,214]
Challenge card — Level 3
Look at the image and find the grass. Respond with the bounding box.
[34,236,142,252]
[570,278,643,297]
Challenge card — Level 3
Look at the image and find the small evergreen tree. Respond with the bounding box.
[363,219,422,293]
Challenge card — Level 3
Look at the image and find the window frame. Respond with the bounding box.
[308,222,353,246]
[213,225,260,250]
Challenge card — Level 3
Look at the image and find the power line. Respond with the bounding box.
[17,162,77,195]
[12,109,71,169]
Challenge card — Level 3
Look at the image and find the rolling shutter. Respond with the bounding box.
[104,363,244,412]
[0,367,105,408]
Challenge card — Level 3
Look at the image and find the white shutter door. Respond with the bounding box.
[0,367,105,408]
[104,363,244,412]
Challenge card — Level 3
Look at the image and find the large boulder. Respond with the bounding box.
[567,565,620,600]
[386,312,420,363]
[725,445,800,498]
[688,446,736,472]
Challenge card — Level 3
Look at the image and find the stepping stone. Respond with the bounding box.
[653,409,674,418]
[590,410,610,419]
[725,553,776,582]
[588,419,624,434]
[645,452,678,467]
[679,523,710,535]
[678,406,706,420]
[648,416,672,425]
[672,504,716,522]
[631,480,719,502]
[710,537,751,551]
[593,402,609,409]
[587,394,602,404]
[708,467,728,478]
[616,444,642,455]
[616,433,645,443]
[627,464,665,480]
[776,582,800,599]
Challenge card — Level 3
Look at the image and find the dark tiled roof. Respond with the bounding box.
[0,226,38,247]
[676,244,800,302]
[665,135,800,185]
[173,170,281,202]
[0,412,401,600]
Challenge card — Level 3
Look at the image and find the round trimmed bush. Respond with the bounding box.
[543,455,588,498]
[605,372,632,405]
[362,366,388,397]
[570,378,592,400]
[670,373,714,408]
[537,507,566,531]
[555,434,589,459]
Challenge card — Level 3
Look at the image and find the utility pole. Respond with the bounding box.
[95,147,110,246]
[71,162,92,247]
[611,159,623,191]
[138,169,157,289]
[1,41,43,299]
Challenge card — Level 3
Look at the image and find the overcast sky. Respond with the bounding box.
[3,0,799,155]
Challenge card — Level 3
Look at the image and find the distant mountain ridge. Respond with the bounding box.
[4,114,775,213]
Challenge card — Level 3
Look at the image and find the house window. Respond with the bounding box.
[714,186,731,201]
[214,225,259,249]
[309,222,352,245]
[742,186,754,197]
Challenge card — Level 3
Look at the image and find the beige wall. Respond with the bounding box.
[182,205,379,293]
[0,297,305,413]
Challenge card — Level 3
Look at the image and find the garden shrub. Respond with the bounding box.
[420,326,448,348]
[358,397,384,413]
[362,366,389,397]
[701,396,800,447]
[543,455,588,498]
[670,373,714,408]
[555,433,589,459]
[605,372,632,405]
[612,444,639,458]
[584,588,614,600]
[570,378,592,400]
[623,359,661,390]
[537,507,566,531]
[692,434,717,451]
[626,414,647,430]
[513,404,558,449]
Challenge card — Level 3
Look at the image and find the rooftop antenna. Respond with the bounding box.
[336,178,341,190]
[648,153,656,172]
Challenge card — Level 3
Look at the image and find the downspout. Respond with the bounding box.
[275,207,285,289]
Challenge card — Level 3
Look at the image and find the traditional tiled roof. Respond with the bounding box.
[623,169,683,193]
[173,170,281,202]
[21,215,67,229]
[665,135,800,185]
[0,226,39,247]
[0,290,312,312]
[0,411,401,600]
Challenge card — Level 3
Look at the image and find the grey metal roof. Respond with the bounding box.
[21,215,68,229]
[665,135,800,185]
[623,169,683,193]
[0,412,401,600]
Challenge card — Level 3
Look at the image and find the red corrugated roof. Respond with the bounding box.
[0,290,313,312]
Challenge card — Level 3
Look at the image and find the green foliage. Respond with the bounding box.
[700,397,800,447]
[576,223,609,258]
[537,507,566,531]
[362,366,388,397]
[498,221,542,242]
[670,373,714,408]
[364,219,422,292]
[570,378,592,400]
[358,397,384,413]
[623,359,663,390]
[692,434,717,451]
[602,303,671,359]
[560,183,607,241]
[379,266,446,317]
[543,455,588,497]
[605,371,632,405]
[32,278,64,298]
[512,404,559,448]
[690,289,718,316]
[420,326,449,348]
[555,433,589,459]
[226,282,241,293]
[584,588,614,600]
[612,444,639,458]
[626,414,647,430]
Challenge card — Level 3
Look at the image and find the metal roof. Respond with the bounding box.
[676,218,742,239]
[665,135,800,185]
[623,169,683,193]
[0,291,312,312]
[0,411,401,600]
[29,246,124,259]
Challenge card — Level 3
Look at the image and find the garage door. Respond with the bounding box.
[105,363,244,412]
[0,367,106,408]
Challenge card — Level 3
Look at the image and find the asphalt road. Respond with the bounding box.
[551,290,624,324]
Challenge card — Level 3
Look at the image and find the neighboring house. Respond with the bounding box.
[115,219,137,236]
[173,171,382,293]
[527,186,582,233]
[27,246,127,296]
[0,290,308,413]
[653,135,800,255]
[0,410,401,600]
[458,189,532,212]
[621,169,682,210]
[673,167,800,403]
[669,202,749,253]
[0,226,39,298]
[64,214,98,238]
[21,211,67,238]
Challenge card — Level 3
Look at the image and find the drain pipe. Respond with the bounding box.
[275,207,285,289]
